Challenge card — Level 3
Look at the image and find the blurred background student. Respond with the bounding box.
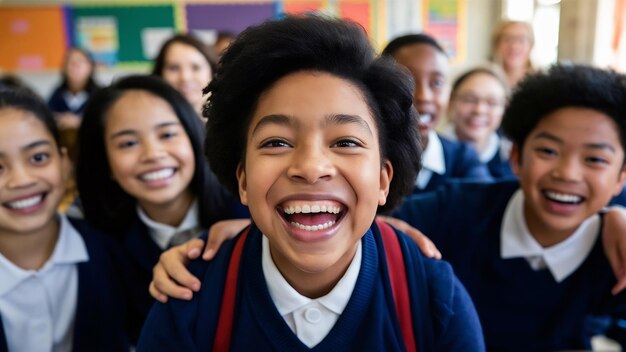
[48,47,100,131]
[440,66,514,178]
[152,34,216,118]
[490,20,535,90]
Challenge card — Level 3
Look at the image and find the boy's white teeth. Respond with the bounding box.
[290,221,336,231]
[545,191,582,204]
[6,195,43,209]
[418,114,432,124]
[283,204,341,214]
[141,168,175,181]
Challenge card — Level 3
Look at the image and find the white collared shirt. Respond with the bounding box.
[440,123,501,163]
[0,214,89,352]
[416,130,446,189]
[500,190,600,282]
[137,200,200,250]
[262,235,361,347]
[62,91,88,113]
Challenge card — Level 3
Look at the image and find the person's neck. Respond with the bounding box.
[503,65,527,88]
[0,218,60,270]
[139,192,195,227]
[270,244,358,299]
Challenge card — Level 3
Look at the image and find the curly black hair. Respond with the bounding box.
[204,15,421,211]
[381,33,446,57]
[501,64,626,160]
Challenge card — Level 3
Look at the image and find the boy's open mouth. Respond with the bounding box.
[279,201,345,231]
[542,190,584,205]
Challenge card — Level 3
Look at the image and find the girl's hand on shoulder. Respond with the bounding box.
[376,215,441,259]
[149,218,251,302]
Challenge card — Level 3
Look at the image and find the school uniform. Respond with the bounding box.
[393,180,626,351]
[47,86,92,116]
[440,125,515,179]
[415,130,492,193]
[137,223,485,351]
[0,214,131,352]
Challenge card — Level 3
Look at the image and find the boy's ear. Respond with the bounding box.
[378,160,393,206]
[236,162,248,205]
[509,143,521,177]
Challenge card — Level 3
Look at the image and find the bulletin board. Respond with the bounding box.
[422,0,466,63]
[0,6,67,70]
[68,4,176,65]
[0,0,385,71]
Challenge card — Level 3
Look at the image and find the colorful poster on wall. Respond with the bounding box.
[0,6,67,70]
[422,0,466,63]
[281,1,324,14]
[69,5,175,64]
[75,16,118,66]
[339,2,371,34]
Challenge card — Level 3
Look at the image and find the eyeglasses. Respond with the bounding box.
[454,94,505,109]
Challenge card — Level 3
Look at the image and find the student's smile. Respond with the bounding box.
[238,71,391,292]
[105,91,195,212]
[512,107,626,246]
[0,108,69,236]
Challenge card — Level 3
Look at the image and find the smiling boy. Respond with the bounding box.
[393,64,626,350]
[137,16,484,351]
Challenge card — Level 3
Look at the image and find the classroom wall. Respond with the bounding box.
[1,0,504,98]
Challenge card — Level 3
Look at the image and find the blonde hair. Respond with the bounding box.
[490,20,534,69]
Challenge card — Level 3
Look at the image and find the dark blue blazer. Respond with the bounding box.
[137,224,485,351]
[418,135,492,194]
[394,180,626,351]
[485,147,515,179]
[0,217,132,352]
[47,86,90,115]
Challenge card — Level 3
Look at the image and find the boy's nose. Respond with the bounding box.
[287,144,336,184]
[552,157,582,182]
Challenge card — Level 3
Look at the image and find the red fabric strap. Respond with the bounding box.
[213,222,415,351]
[376,219,417,352]
[213,227,250,352]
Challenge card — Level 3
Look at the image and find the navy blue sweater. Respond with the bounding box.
[137,223,485,351]
[418,136,492,194]
[393,180,626,351]
[0,217,132,352]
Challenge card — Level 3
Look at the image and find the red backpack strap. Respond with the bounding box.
[212,226,251,352]
[376,219,417,352]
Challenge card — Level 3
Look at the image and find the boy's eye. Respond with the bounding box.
[31,152,50,164]
[431,78,446,90]
[332,138,362,148]
[261,139,291,148]
[586,156,609,165]
[535,147,557,157]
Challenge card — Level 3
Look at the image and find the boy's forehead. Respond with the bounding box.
[393,44,448,70]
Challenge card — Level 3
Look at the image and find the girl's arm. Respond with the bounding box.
[149,216,441,301]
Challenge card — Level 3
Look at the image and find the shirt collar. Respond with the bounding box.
[137,200,200,250]
[501,190,600,282]
[0,214,89,296]
[438,123,499,163]
[262,234,362,315]
[421,130,446,175]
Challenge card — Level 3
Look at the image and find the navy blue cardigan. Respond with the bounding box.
[137,223,485,351]
[0,217,132,352]
[418,135,492,194]
[394,180,626,351]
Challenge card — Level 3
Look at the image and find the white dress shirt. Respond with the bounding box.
[0,214,89,352]
[137,200,200,250]
[262,236,362,347]
[416,130,446,189]
[500,190,600,282]
[440,123,504,163]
